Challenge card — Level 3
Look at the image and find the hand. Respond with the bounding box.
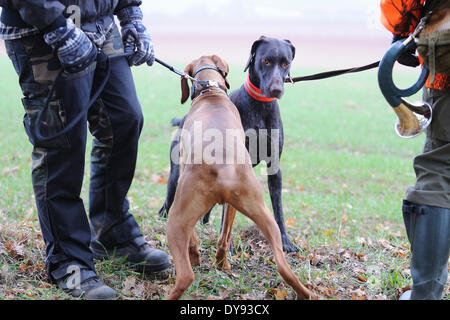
[392,35,420,68]
[117,6,155,66]
[44,19,98,73]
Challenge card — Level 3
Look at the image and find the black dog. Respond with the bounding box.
[158,36,297,252]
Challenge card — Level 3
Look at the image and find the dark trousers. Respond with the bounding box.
[406,88,450,209]
[5,24,144,281]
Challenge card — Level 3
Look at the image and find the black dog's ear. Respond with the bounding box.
[283,39,296,60]
[244,36,269,72]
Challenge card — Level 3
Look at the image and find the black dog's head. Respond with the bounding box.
[244,36,295,100]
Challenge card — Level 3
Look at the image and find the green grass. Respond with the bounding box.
[0,56,447,300]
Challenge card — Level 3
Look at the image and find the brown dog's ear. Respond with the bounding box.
[283,39,296,60]
[180,78,190,104]
[244,35,269,72]
[180,62,194,104]
[211,54,230,89]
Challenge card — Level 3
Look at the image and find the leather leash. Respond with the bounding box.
[286,61,380,83]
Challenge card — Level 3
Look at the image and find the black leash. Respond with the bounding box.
[35,54,183,142]
[155,57,382,84]
[155,57,196,81]
[286,61,380,83]
[35,54,381,142]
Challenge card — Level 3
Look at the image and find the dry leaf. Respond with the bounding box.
[357,275,367,282]
[123,277,136,296]
[351,288,366,300]
[356,253,368,261]
[268,288,287,300]
[378,239,394,250]
[286,217,295,228]
[4,240,24,259]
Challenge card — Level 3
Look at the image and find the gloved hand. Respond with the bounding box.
[117,6,155,66]
[44,19,98,74]
[392,34,420,68]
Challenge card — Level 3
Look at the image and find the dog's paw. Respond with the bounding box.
[282,239,299,253]
[215,259,231,271]
[157,204,169,218]
[189,251,201,266]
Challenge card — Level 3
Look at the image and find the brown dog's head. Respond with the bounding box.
[180,55,230,104]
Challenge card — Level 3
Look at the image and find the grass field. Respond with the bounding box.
[0,55,447,300]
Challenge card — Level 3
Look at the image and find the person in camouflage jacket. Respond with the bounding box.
[0,0,170,299]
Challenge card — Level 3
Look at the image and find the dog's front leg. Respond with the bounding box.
[268,169,298,253]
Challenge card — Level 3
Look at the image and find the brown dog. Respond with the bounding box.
[166,54,316,300]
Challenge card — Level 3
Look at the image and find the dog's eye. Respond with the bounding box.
[282,62,290,68]
[262,59,270,66]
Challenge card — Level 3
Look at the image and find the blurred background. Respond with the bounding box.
[0,0,393,68]
[139,0,392,67]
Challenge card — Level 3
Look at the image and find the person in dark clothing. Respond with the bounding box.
[0,0,170,299]
[380,0,450,300]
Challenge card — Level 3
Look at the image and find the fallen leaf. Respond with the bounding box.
[123,277,136,296]
[4,240,25,259]
[338,249,353,260]
[393,249,407,258]
[268,288,287,300]
[286,217,295,228]
[151,174,162,183]
[351,288,366,300]
[309,254,324,266]
[357,275,367,282]
[378,239,394,250]
[356,253,368,261]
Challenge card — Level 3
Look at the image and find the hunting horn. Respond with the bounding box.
[378,37,432,138]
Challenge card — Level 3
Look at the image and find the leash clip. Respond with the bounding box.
[287,73,294,84]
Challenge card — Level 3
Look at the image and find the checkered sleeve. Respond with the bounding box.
[0,21,39,40]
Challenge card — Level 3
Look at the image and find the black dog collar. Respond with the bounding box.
[193,65,226,78]
[190,65,228,101]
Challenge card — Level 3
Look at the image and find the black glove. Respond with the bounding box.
[117,6,155,66]
[44,19,98,73]
[392,35,420,68]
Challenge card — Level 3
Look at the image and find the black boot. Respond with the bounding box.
[51,260,116,300]
[401,201,450,300]
[91,236,171,275]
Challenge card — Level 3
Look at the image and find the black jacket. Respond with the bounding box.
[0,0,142,30]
